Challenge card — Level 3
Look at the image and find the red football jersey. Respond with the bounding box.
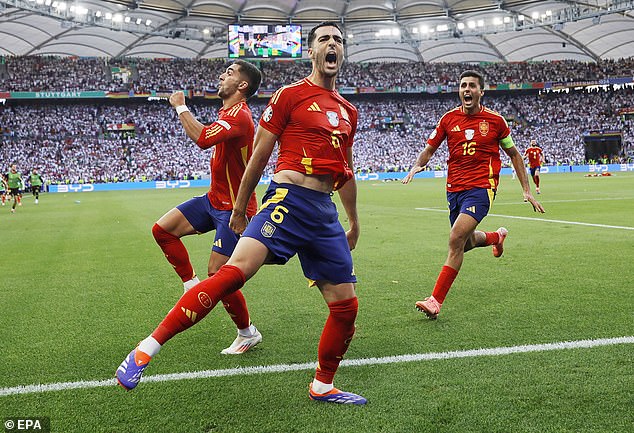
[259,78,358,190]
[427,105,511,192]
[196,101,257,217]
[524,146,543,168]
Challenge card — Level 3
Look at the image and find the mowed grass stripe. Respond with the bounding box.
[2,336,631,398]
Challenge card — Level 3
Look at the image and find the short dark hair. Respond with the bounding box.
[460,70,485,89]
[234,60,262,99]
[307,21,343,48]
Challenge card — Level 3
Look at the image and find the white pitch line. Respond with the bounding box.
[486,213,634,230]
[1,336,632,398]
[415,207,634,230]
[491,197,633,205]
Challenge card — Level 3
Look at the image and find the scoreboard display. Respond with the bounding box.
[228,24,302,59]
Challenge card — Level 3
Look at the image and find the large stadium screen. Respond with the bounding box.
[228,24,302,59]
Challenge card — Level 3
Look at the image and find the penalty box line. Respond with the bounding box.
[1,336,633,398]
[415,207,634,230]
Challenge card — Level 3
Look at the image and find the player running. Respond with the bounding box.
[151,60,263,355]
[6,164,23,213]
[524,139,544,194]
[116,22,366,404]
[29,168,44,204]
[403,70,545,319]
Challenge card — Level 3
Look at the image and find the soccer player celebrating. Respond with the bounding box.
[524,139,544,194]
[117,22,366,404]
[29,168,44,204]
[6,164,23,213]
[402,70,545,319]
[152,60,263,355]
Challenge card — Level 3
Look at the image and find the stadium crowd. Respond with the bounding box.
[0,56,111,91]
[338,58,634,89]
[2,87,633,184]
[2,55,634,92]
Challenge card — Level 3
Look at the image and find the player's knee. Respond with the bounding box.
[463,236,476,252]
[329,296,358,322]
[448,233,466,252]
[151,223,162,240]
[152,223,176,243]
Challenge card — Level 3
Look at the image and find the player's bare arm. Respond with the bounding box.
[402,144,437,184]
[229,126,278,234]
[169,91,205,143]
[505,146,545,213]
[338,146,360,250]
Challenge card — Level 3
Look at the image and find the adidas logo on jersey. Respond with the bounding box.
[451,125,461,132]
[307,102,321,112]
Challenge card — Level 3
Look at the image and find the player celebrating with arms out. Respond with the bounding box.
[150,60,264,355]
[117,22,366,404]
[402,70,545,319]
[524,139,544,194]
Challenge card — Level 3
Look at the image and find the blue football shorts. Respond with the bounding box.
[176,194,238,257]
[530,166,540,176]
[242,181,356,285]
[447,187,495,226]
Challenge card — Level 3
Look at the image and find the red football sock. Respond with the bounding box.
[535,177,540,188]
[484,231,500,246]
[152,223,194,282]
[151,265,246,344]
[221,290,251,330]
[210,271,251,330]
[431,265,459,304]
[315,297,358,384]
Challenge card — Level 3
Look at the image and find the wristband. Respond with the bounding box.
[175,105,189,115]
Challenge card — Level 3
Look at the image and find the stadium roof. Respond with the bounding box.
[1,0,633,62]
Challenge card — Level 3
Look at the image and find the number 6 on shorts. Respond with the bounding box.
[271,205,289,223]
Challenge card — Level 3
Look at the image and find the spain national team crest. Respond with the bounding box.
[198,292,212,309]
[326,111,339,127]
[261,221,276,238]
[465,129,475,140]
[262,106,273,122]
[479,121,489,136]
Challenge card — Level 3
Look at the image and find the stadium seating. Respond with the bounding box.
[1,56,633,183]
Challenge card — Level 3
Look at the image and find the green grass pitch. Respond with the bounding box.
[1,172,633,432]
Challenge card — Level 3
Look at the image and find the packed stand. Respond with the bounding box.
[1,56,110,92]
[3,56,634,92]
[338,58,634,89]
[133,59,227,93]
[2,87,633,184]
